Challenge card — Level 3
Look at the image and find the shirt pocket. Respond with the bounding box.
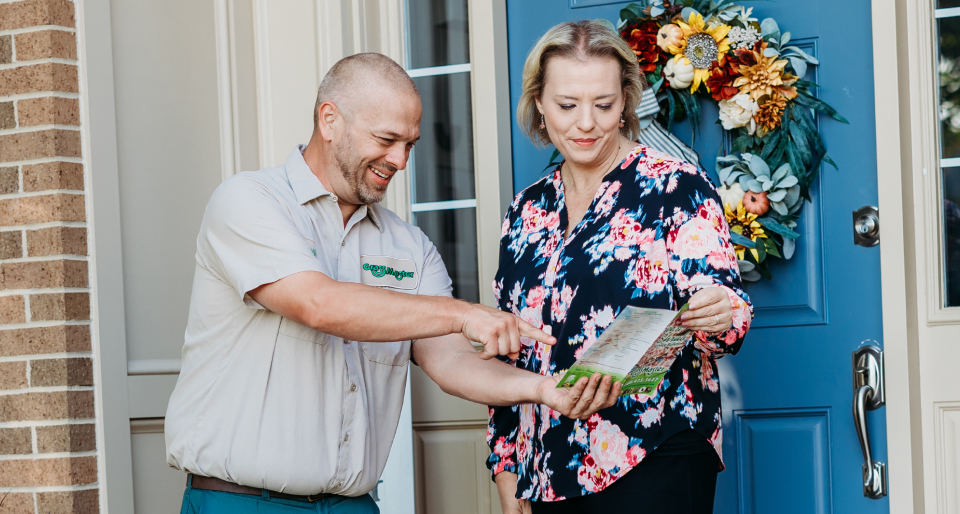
[360,341,410,366]
[278,317,328,346]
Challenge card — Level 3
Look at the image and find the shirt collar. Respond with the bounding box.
[285,145,331,205]
[285,145,383,232]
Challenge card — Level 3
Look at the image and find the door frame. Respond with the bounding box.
[870,0,922,511]
[76,0,138,512]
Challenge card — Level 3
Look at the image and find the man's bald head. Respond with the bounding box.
[313,53,419,130]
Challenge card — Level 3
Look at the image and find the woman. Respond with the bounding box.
[487,20,753,514]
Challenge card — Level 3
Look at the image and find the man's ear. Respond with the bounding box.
[316,101,340,142]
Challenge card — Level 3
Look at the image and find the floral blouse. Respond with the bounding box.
[486,144,753,502]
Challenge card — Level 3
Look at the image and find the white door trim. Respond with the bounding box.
[873,0,923,510]
[470,0,515,308]
[75,0,137,512]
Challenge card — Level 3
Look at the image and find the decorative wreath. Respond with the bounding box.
[607,1,848,282]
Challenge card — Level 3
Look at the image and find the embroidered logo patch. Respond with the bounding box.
[360,255,418,290]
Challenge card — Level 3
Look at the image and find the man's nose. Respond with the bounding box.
[385,144,408,170]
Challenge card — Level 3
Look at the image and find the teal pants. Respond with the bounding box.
[180,477,380,514]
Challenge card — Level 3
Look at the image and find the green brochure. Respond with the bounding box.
[557,304,691,397]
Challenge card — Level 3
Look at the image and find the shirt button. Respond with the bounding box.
[343,433,350,442]
[341,241,345,247]
[331,195,339,203]
[350,383,357,392]
[334,482,342,489]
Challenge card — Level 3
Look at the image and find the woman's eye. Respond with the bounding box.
[597,104,613,111]
[559,104,575,111]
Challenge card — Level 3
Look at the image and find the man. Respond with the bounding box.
[165,53,620,514]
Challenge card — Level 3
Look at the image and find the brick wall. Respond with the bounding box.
[0,1,99,513]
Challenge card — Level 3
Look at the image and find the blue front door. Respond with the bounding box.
[504,1,888,512]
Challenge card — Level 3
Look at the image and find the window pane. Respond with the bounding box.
[411,73,476,203]
[939,0,960,9]
[406,0,470,69]
[415,208,479,302]
[945,168,960,307]
[939,16,960,158]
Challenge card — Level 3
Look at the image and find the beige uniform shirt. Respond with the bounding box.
[165,146,452,496]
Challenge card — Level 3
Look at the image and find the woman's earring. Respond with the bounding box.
[619,115,625,128]
[540,115,545,130]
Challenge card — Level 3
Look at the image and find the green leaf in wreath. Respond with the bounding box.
[730,232,757,249]
[771,163,791,183]
[595,18,617,32]
[745,153,771,178]
[757,216,801,239]
[822,153,838,170]
[764,238,782,258]
[788,121,813,169]
[783,237,796,259]
[776,174,799,189]
[757,260,772,280]
[795,93,849,124]
[760,128,781,162]
[767,189,787,202]
[755,237,767,262]
[760,18,780,40]
[793,79,820,89]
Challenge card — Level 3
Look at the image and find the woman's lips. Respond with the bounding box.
[572,138,597,147]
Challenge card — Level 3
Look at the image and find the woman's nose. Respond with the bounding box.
[576,109,596,133]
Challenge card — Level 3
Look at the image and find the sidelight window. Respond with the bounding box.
[936,3,960,306]
[404,0,480,302]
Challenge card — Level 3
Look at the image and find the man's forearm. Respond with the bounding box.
[249,271,467,342]
[414,334,546,406]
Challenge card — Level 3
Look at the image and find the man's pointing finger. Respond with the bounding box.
[518,322,556,346]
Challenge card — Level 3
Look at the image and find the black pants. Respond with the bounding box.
[529,450,720,514]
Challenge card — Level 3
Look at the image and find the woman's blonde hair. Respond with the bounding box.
[518,20,645,147]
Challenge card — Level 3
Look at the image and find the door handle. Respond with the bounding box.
[852,343,886,499]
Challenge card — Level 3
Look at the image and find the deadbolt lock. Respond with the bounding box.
[853,206,880,247]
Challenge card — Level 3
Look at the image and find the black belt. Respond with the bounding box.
[189,474,337,502]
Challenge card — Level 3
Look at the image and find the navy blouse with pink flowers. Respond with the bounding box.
[486,143,753,502]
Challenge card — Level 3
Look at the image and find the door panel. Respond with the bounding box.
[108,0,261,511]
[411,365,503,514]
[130,420,188,514]
[734,409,833,514]
[504,1,887,511]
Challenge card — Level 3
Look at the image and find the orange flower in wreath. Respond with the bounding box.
[622,21,664,73]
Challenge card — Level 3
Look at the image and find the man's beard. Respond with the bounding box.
[335,132,394,204]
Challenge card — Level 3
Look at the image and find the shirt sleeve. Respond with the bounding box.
[663,167,754,357]
[197,176,324,305]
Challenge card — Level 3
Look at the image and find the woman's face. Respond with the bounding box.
[537,55,625,170]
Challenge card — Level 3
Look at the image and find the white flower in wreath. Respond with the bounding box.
[718,182,745,210]
[718,93,759,134]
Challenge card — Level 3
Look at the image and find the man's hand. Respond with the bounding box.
[460,303,556,360]
[681,286,734,334]
[535,373,621,420]
[494,472,531,514]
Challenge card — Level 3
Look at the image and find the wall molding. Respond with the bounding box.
[251,0,275,169]
[214,0,242,181]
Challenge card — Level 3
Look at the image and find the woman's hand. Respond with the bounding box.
[495,472,532,514]
[536,373,620,420]
[681,287,734,334]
